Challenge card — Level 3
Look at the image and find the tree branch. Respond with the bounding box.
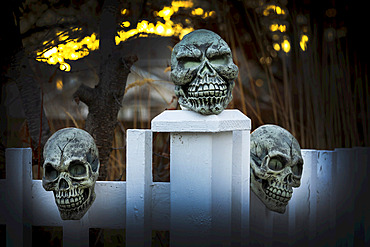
[73,83,95,107]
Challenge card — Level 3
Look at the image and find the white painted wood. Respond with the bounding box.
[211,132,233,245]
[249,191,273,246]
[5,148,32,247]
[151,182,170,230]
[170,132,214,246]
[31,180,126,247]
[295,150,317,245]
[335,148,355,246]
[1,144,368,246]
[30,180,170,229]
[87,181,126,228]
[308,150,318,244]
[31,180,63,226]
[152,109,251,132]
[22,149,33,247]
[354,147,370,244]
[63,220,89,247]
[287,194,296,243]
[153,110,251,246]
[264,208,274,246]
[0,179,6,224]
[231,130,250,245]
[272,205,289,246]
[126,130,153,246]
[31,180,127,228]
[316,150,335,246]
[152,109,251,246]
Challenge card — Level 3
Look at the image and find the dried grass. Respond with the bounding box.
[26,3,368,181]
[225,4,368,150]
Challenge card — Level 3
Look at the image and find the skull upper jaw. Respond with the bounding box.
[251,169,289,214]
[56,187,96,220]
[42,162,99,220]
[250,156,295,214]
[174,79,235,115]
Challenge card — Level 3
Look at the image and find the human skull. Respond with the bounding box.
[42,128,100,220]
[171,29,239,115]
[250,125,303,213]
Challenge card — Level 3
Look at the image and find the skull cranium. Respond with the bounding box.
[171,29,238,115]
[42,128,100,220]
[250,125,303,213]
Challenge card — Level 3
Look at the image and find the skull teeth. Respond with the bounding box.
[56,188,83,198]
[55,188,88,210]
[187,95,228,106]
[188,85,227,97]
[187,74,228,97]
[265,184,293,204]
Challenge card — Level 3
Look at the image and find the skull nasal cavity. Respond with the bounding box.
[59,178,69,190]
[198,61,216,78]
[284,173,293,184]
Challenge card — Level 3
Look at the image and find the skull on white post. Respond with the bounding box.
[250,125,303,213]
[171,29,239,115]
[42,128,100,220]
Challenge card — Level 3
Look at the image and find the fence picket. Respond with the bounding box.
[272,204,289,245]
[126,130,152,246]
[308,150,318,245]
[353,147,369,245]
[63,220,89,247]
[293,150,317,246]
[335,148,356,246]
[4,148,32,247]
[316,150,335,246]
[231,130,250,245]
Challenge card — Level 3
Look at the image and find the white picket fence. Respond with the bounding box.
[249,147,369,246]
[0,110,369,246]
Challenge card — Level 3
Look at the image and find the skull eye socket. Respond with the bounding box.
[292,162,303,176]
[268,157,285,171]
[209,54,228,65]
[178,57,201,69]
[68,160,86,177]
[45,163,59,180]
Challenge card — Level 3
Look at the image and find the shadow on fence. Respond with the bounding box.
[1,147,369,246]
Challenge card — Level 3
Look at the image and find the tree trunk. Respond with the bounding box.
[4,3,51,164]
[14,49,51,154]
[74,0,137,180]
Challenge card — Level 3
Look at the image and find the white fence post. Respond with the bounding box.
[152,109,251,246]
[126,129,153,246]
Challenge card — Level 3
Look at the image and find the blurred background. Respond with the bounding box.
[1,0,368,245]
[1,0,368,181]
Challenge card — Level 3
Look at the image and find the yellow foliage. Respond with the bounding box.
[281,39,291,53]
[300,35,309,51]
[36,0,211,71]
